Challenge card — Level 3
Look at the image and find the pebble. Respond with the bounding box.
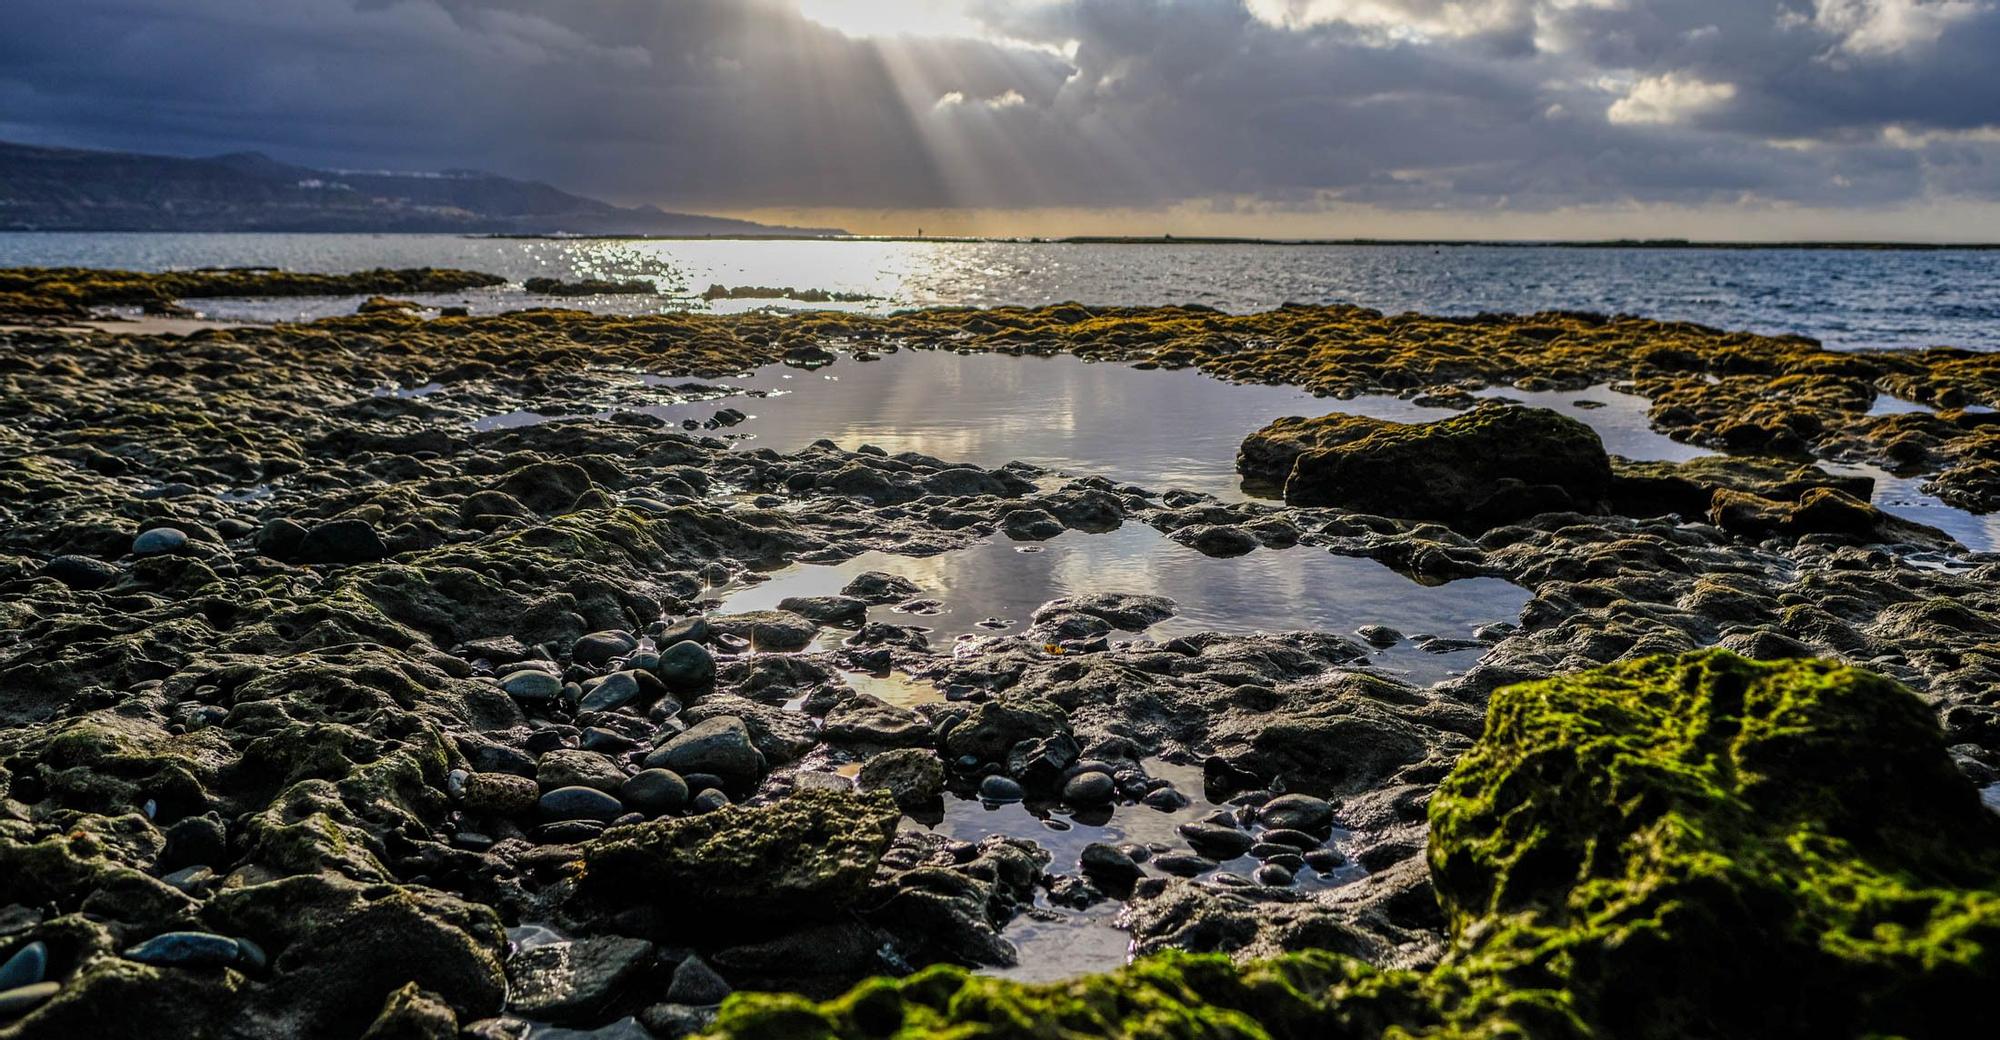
[462,772,541,815]
[573,630,638,666]
[578,670,642,712]
[1178,821,1254,859]
[840,571,922,604]
[537,786,625,823]
[665,955,732,1006]
[646,716,763,785]
[1078,843,1142,886]
[690,789,731,813]
[123,931,242,968]
[500,669,564,700]
[1254,863,1297,886]
[855,748,946,809]
[297,518,387,563]
[1260,794,1335,834]
[624,650,661,673]
[1304,848,1346,872]
[776,595,868,626]
[0,942,46,990]
[978,775,1025,802]
[1152,853,1218,878]
[1258,827,1322,850]
[655,617,710,646]
[1061,770,1116,805]
[39,555,119,590]
[1141,786,1189,811]
[680,772,725,793]
[0,982,59,1017]
[620,769,691,814]
[131,527,188,556]
[1355,624,1403,648]
[537,749,627,793]
[580,727,637,753]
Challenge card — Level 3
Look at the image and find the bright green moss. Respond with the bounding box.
[703,652,2000,1040]
[1428,651,2000,1039]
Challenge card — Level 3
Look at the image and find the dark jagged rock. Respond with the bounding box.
[1241,403,1614,528]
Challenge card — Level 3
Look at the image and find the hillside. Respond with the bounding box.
[0,141,844,236]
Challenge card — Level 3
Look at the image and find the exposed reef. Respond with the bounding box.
[0,268,1996,1037]
[0,267,505,323]
[525,278,657,297]
[700,285,877,305]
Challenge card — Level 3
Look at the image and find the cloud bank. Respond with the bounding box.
[3,0,1998,230]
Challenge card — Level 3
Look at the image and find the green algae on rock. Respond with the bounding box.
[523,277,657,296]
[574,788,901,930]
[701,652,2000,1040]
[1239,403,1613,528]
[0,266,505,322]
[1428,650,2000,1039]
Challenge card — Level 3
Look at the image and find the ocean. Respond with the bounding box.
[2,232,1996,351]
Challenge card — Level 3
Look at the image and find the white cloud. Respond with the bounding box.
[1607,72,1738,124]
[1792,0,1987,55]
[1243,0,1532,38]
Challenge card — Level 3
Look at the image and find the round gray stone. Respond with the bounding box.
[620,769,691,814]
[655,640,716,689]
[501,669,564,700]
[132,527,188,556]
[537,785,625,823]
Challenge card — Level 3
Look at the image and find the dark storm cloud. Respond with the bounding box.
[2,0,1997,212]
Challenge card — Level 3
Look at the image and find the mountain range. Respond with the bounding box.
[0,141,844,236]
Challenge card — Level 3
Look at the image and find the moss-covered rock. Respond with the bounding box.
[1608,454,1873,518]
[1428,650,2000,1039]
[1241,404,1613,528]
[576,788,900,933]
[1707,485,1954,546]
[701,652,2000,1040]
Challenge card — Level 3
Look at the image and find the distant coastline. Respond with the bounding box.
[478,232,2000,250]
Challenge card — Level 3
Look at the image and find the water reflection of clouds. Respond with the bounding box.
[722,525,1529,684]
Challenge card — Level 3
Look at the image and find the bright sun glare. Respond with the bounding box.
[792,0,987,39]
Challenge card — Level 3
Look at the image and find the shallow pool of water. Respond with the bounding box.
[1823,461,2000,554]
[720,524,1528,685]
[916,759,1364,983]
[479,350,1715,503]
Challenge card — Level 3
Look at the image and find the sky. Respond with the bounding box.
[4,0,2000,239]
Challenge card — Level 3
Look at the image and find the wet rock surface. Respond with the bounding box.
[0,271,1997,1036]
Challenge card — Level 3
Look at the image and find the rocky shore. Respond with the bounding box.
[0,268,1995,1038]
